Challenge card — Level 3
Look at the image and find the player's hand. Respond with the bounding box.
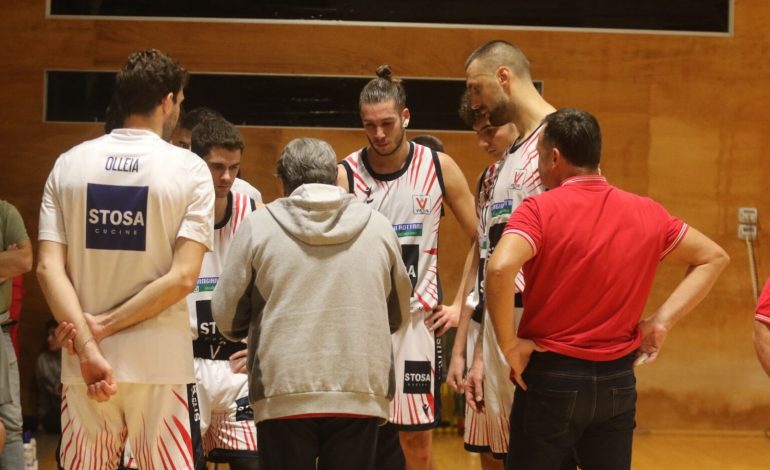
[636,317,668,366]
[464,359,485,413]
[502,339,545,391]
[446,354,466,393]
[229,349,248,374]
[425,304,460,337]
[55,321,78,355]
[79,341,117,402]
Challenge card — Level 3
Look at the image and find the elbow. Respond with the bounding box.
[713,247,730,272]
[178,272,198,295]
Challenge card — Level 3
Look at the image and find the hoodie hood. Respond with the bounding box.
[266,184,372,246]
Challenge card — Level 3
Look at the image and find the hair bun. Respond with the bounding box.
[375,65,393,81]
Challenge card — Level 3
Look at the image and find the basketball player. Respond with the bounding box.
[448,91,518,469]
[338,65,477,470]
[172,107,262,203]
[185,116,260,468]
[37,49,212,469]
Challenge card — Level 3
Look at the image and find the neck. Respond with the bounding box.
[215,194,229,225]
[123,113,164,138]
[512,88,556,141]
[558,166,601,185]
[366,139,410,174]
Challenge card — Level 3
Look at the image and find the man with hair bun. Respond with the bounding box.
[339,65,477,470]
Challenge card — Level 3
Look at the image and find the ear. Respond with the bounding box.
[402,107,411,127]
[160,92,175,115]
[496,66,512,92]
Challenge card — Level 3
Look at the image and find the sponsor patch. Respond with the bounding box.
[194,276,218,293]
[86,183,148,251]
[490,199,513,218]
[413,194,431,214]
[403,360,432,394]
[393,223,423,238]
[235,396,254,422]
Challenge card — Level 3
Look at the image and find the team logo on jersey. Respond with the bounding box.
[86,183,148,251]
[363,186,374,204]
[510,168,526,190]
[235,396,254,421]
[403,360,432,394]
[490,199,513,218]
[393,223,423,238]
[413,194,431,214]
[401,244,419,291]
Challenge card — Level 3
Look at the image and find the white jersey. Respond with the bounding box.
[39,129,214,385]
[341,142,444,312]
[483,123,544,294]
[341,141,445,428]
[232,178,262,204]
[476,124,544,455]
[188,191,256,360]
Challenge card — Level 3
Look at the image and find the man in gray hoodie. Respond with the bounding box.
[212,137,412,470]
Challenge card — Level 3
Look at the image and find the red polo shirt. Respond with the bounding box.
[756,279,770,325]
[503,175,688,361]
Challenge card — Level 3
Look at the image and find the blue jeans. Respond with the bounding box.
[507,351,637,470]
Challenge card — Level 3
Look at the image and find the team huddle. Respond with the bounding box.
[36,41,729,470]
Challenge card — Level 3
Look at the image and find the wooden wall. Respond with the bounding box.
[1,0,768,431]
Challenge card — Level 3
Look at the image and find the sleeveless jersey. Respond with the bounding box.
[341,141,444,312]
[478,124,545,455]
[189,191,256,360]
[341,141,445,428]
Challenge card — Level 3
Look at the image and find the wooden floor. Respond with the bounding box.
[37,429,770,469]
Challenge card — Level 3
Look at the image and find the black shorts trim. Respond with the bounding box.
[206,448,259,462]
[464,443,492,453]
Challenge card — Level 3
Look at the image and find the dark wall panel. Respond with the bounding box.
[50,0,731,33]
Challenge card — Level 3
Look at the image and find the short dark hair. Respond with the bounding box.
[464,40,531,79]
[411,135,445,153]
[542,108,602,169]
[179,107,223,132]
[359,65,407,111]
[191,117,244,159]
[458,89,485,128]
[113,49,188,117]
[104,98,123,134]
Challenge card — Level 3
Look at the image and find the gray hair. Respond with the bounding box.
[276,138,338,194]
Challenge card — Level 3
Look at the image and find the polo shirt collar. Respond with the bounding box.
[561,175,607,186]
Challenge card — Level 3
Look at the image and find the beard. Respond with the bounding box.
[487,99,512,127]
[367,126,406,157]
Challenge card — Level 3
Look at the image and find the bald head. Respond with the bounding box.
[464,40,531,79]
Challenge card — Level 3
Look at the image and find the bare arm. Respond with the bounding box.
[37,240,116,400]
[754,321,770,378]
[637,227,729,364]
[485,233,541,389]
[0,239,32,278]
[438,153,477,240]
[428,241,478,336]
[337,164,350,192]
[92,237,206,339]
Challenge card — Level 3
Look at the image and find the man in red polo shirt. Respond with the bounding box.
[485,108,729,470]
[754,279,770,377]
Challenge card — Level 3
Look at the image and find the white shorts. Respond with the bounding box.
[195,358,258,455]
[389,309,441,430]
[59,383,204,470]
[463,319,491,452]
[478,307,523,457]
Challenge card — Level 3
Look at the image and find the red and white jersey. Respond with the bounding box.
[188,191,257,360]
[39,129,214,385]
[341,142,444,313]
[482,124,544,293]
[471,161,500,323]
